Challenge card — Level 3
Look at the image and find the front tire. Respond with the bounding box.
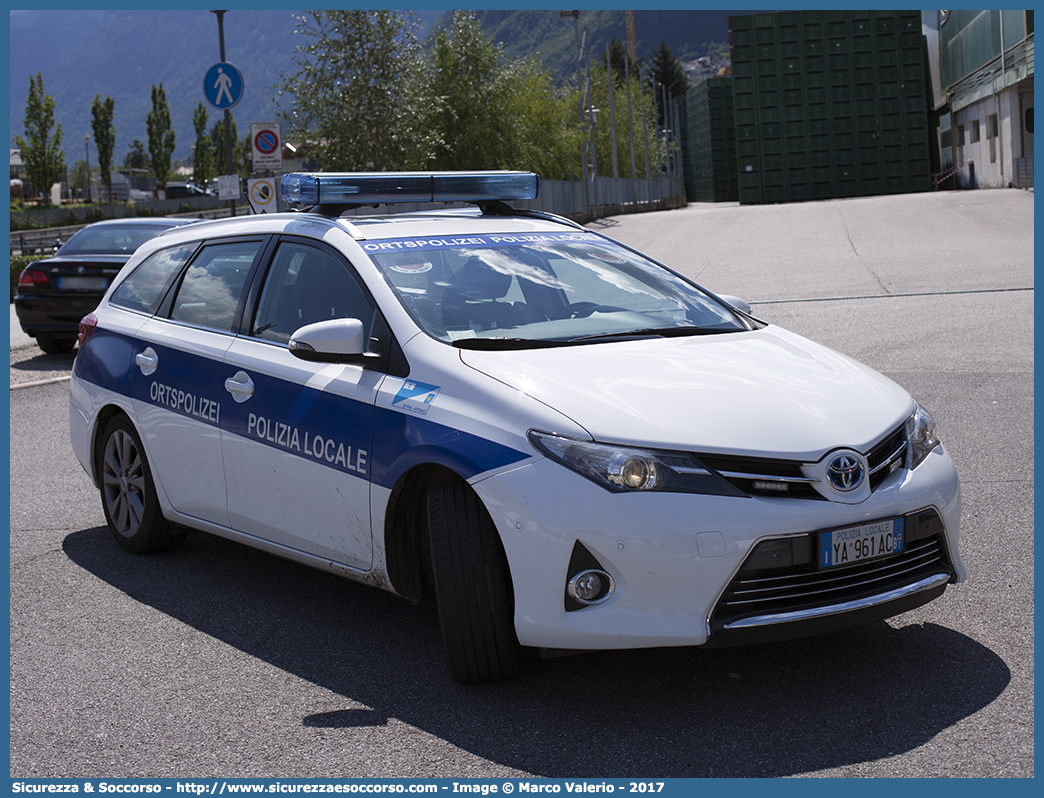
[98,415,182,553]
[427,482,520,684]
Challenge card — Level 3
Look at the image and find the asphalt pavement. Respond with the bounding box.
[10,302,32,348]
[9,188,1035,779]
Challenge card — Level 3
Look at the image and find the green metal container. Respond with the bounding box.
[727,9,932,204]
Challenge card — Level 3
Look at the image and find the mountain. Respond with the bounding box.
[11,10,295,168]
[430,10,757,80]
[9,9,750,169]
[9,9,444,168]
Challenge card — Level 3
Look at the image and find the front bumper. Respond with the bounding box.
[474,444,963,651]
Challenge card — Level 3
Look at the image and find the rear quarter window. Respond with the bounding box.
[109,243,197,315]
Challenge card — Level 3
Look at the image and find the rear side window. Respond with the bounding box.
[109,243,196,315]
[170,241,262,331]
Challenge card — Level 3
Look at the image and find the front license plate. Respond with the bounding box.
[57,276,107,291]
[820,518,904,569]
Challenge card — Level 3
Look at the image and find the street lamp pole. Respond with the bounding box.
[561,10,599,212]
[84,134,91,203]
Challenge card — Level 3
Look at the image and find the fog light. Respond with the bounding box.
[567,569,615,605]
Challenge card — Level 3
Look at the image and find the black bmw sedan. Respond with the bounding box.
[15,217,197,353]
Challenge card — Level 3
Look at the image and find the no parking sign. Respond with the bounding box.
[250,122,282,171]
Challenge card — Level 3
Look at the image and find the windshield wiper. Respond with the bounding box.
[452,337,570,350]
[568,326,738,343]
[453,326,741,349]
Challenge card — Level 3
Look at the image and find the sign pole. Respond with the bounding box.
[212,9,236,217]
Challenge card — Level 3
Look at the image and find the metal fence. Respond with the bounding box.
[516,176,687,221]
[323,174,687,223]
[1013,157,1034,189]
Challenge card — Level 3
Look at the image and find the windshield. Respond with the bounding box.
[367,231,748,346]
[59,224,174,256]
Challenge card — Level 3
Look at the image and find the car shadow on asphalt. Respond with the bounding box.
[62,525,1009,778]
[9,346,77,379]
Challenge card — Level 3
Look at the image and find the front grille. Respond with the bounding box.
[698,454,823,500]
[698,422,909,500]
[709,510,953,634]
[867,425,907,491]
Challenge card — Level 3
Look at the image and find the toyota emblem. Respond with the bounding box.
[827,453,864,491]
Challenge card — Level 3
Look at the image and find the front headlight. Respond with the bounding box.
[528,431,745,496]
[906,402,941,470]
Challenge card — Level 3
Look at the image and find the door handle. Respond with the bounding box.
[135,347,158,376]
[224,370,254,403]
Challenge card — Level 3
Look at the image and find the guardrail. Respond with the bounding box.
[8,205,245,256]
[9,226,80,256]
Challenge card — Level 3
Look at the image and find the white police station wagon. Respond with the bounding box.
[70,171,965,683]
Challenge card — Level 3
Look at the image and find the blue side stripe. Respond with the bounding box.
[371,406,530,489]
[76,329,530,489]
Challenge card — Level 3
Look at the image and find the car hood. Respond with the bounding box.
[458,327,913,459]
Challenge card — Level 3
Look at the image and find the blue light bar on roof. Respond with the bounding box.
[281,171,540,208]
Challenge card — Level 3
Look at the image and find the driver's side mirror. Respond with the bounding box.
[289,318,375,364]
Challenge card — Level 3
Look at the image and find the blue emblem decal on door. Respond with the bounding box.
[392,380,441,416]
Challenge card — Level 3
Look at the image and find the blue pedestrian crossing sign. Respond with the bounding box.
[203,62,244,110]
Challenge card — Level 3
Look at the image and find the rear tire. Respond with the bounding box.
[98,415,182,553]
[37,335,75,354]
[427,481,520,684]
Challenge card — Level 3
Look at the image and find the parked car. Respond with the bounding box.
[15,217,197,353]
[163,182,215,199]
[69,171,965,683]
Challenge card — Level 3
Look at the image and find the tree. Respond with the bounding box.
[209,116,251,177]
[91,94,116,203]
[429,11,577,177]
[69,160,93,200]
[650,39,688,126]
[123,139,148,170]
[601,36,639,87]
[274,10,440,170]
[236,134,252,178]
[208,115,254,178]
[146,83,175,189]
[587,57,665,180]
[430,11,501,169]
[210,115,237,176]
[500,61,580,180]
[14,72,64,204]
[192,102,213,189]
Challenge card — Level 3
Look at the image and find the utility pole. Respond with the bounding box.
[212,9,236,216]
